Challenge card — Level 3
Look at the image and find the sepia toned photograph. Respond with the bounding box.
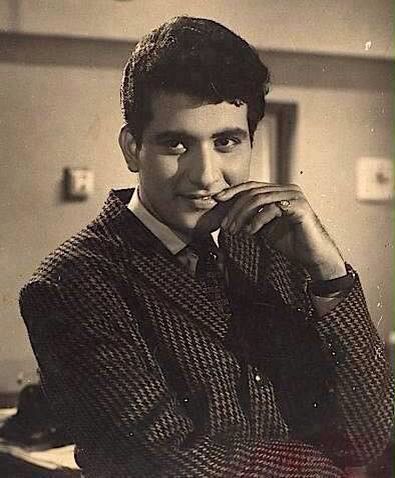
[0,1,393,477]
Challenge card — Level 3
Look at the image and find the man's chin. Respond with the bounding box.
[192,203,228,237]
[168,203,229,239]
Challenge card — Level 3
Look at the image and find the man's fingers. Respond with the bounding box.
[222,190,303,232]
[245,204,282,235]
[223,189,302,228]
[215,181,272,201]
[215,181,301,202]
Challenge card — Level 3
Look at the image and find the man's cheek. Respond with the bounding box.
[226,167,250,186]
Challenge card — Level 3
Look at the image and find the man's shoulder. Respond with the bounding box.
[26,189,138,287]
[18,190,152,330]
[28,224,111,287]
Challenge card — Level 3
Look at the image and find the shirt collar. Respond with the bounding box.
[128,188,219,255]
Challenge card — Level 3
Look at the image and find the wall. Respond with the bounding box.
[266,52,392,343]
[0,35,135,394]
[0,6,392,395]
[0,0,392,59]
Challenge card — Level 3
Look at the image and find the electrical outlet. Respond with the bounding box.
[65,168,94,200]
[356,157,393,201]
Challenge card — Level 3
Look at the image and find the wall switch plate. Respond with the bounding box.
[356,157,393,201]
[65,168,94,200]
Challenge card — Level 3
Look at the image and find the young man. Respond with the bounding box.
[20,16,393,478]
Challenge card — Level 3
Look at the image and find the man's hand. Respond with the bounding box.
[214,181,347,280]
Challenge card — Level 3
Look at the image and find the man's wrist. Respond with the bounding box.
[306,258,347,281]
[308,264,356,298]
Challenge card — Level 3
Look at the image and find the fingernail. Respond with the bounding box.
[221,217,229,229]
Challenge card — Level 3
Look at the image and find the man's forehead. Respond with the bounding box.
[145,90,249,136]
[152,89,208,108]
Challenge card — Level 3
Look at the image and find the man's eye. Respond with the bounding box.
[160,140,187,154]
[214,137,241,152]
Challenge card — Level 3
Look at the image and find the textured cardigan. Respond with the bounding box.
[20,189,393,478]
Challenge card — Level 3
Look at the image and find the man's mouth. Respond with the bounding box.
[181,193,219,210]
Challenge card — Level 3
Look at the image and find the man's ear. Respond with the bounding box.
[118,125,140,172]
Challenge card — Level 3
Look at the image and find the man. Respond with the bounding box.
[20,16,393,478]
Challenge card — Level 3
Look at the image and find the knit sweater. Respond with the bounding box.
[20,189,393,477]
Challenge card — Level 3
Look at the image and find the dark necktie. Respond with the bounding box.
[189,237,231,319]
[190,236,220,281]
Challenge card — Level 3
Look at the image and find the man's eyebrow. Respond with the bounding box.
[211,128,249,140]
[152,130,193,142]
[152,128,249,142]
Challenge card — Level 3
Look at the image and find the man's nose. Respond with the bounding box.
[186,144,220,187]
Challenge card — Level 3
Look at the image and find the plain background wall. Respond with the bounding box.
[0,0,392,394]
[0,0,392,58]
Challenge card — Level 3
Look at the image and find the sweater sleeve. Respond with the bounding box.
[20,278,347,478]
[267,274,393,468]
[220,230,393,468]
[262,243,394,467]
[312,273,394,466]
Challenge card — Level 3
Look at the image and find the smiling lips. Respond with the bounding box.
[182,193,220,210]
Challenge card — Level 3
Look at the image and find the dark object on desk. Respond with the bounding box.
[0,384,72,450]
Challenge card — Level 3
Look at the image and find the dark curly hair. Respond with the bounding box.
[120,16,270,146]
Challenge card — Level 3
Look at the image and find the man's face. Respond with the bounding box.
[134,91,252,238]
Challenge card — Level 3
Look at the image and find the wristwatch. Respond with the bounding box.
[308,264,356,298]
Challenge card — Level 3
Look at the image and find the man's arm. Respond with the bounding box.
[254,233,393,467]
[219,226,393,469]
[311,272,394,466]
[20,277,346,478]
[215,181,393,466]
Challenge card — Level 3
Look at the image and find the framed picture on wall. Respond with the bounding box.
[249,101,297,183]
